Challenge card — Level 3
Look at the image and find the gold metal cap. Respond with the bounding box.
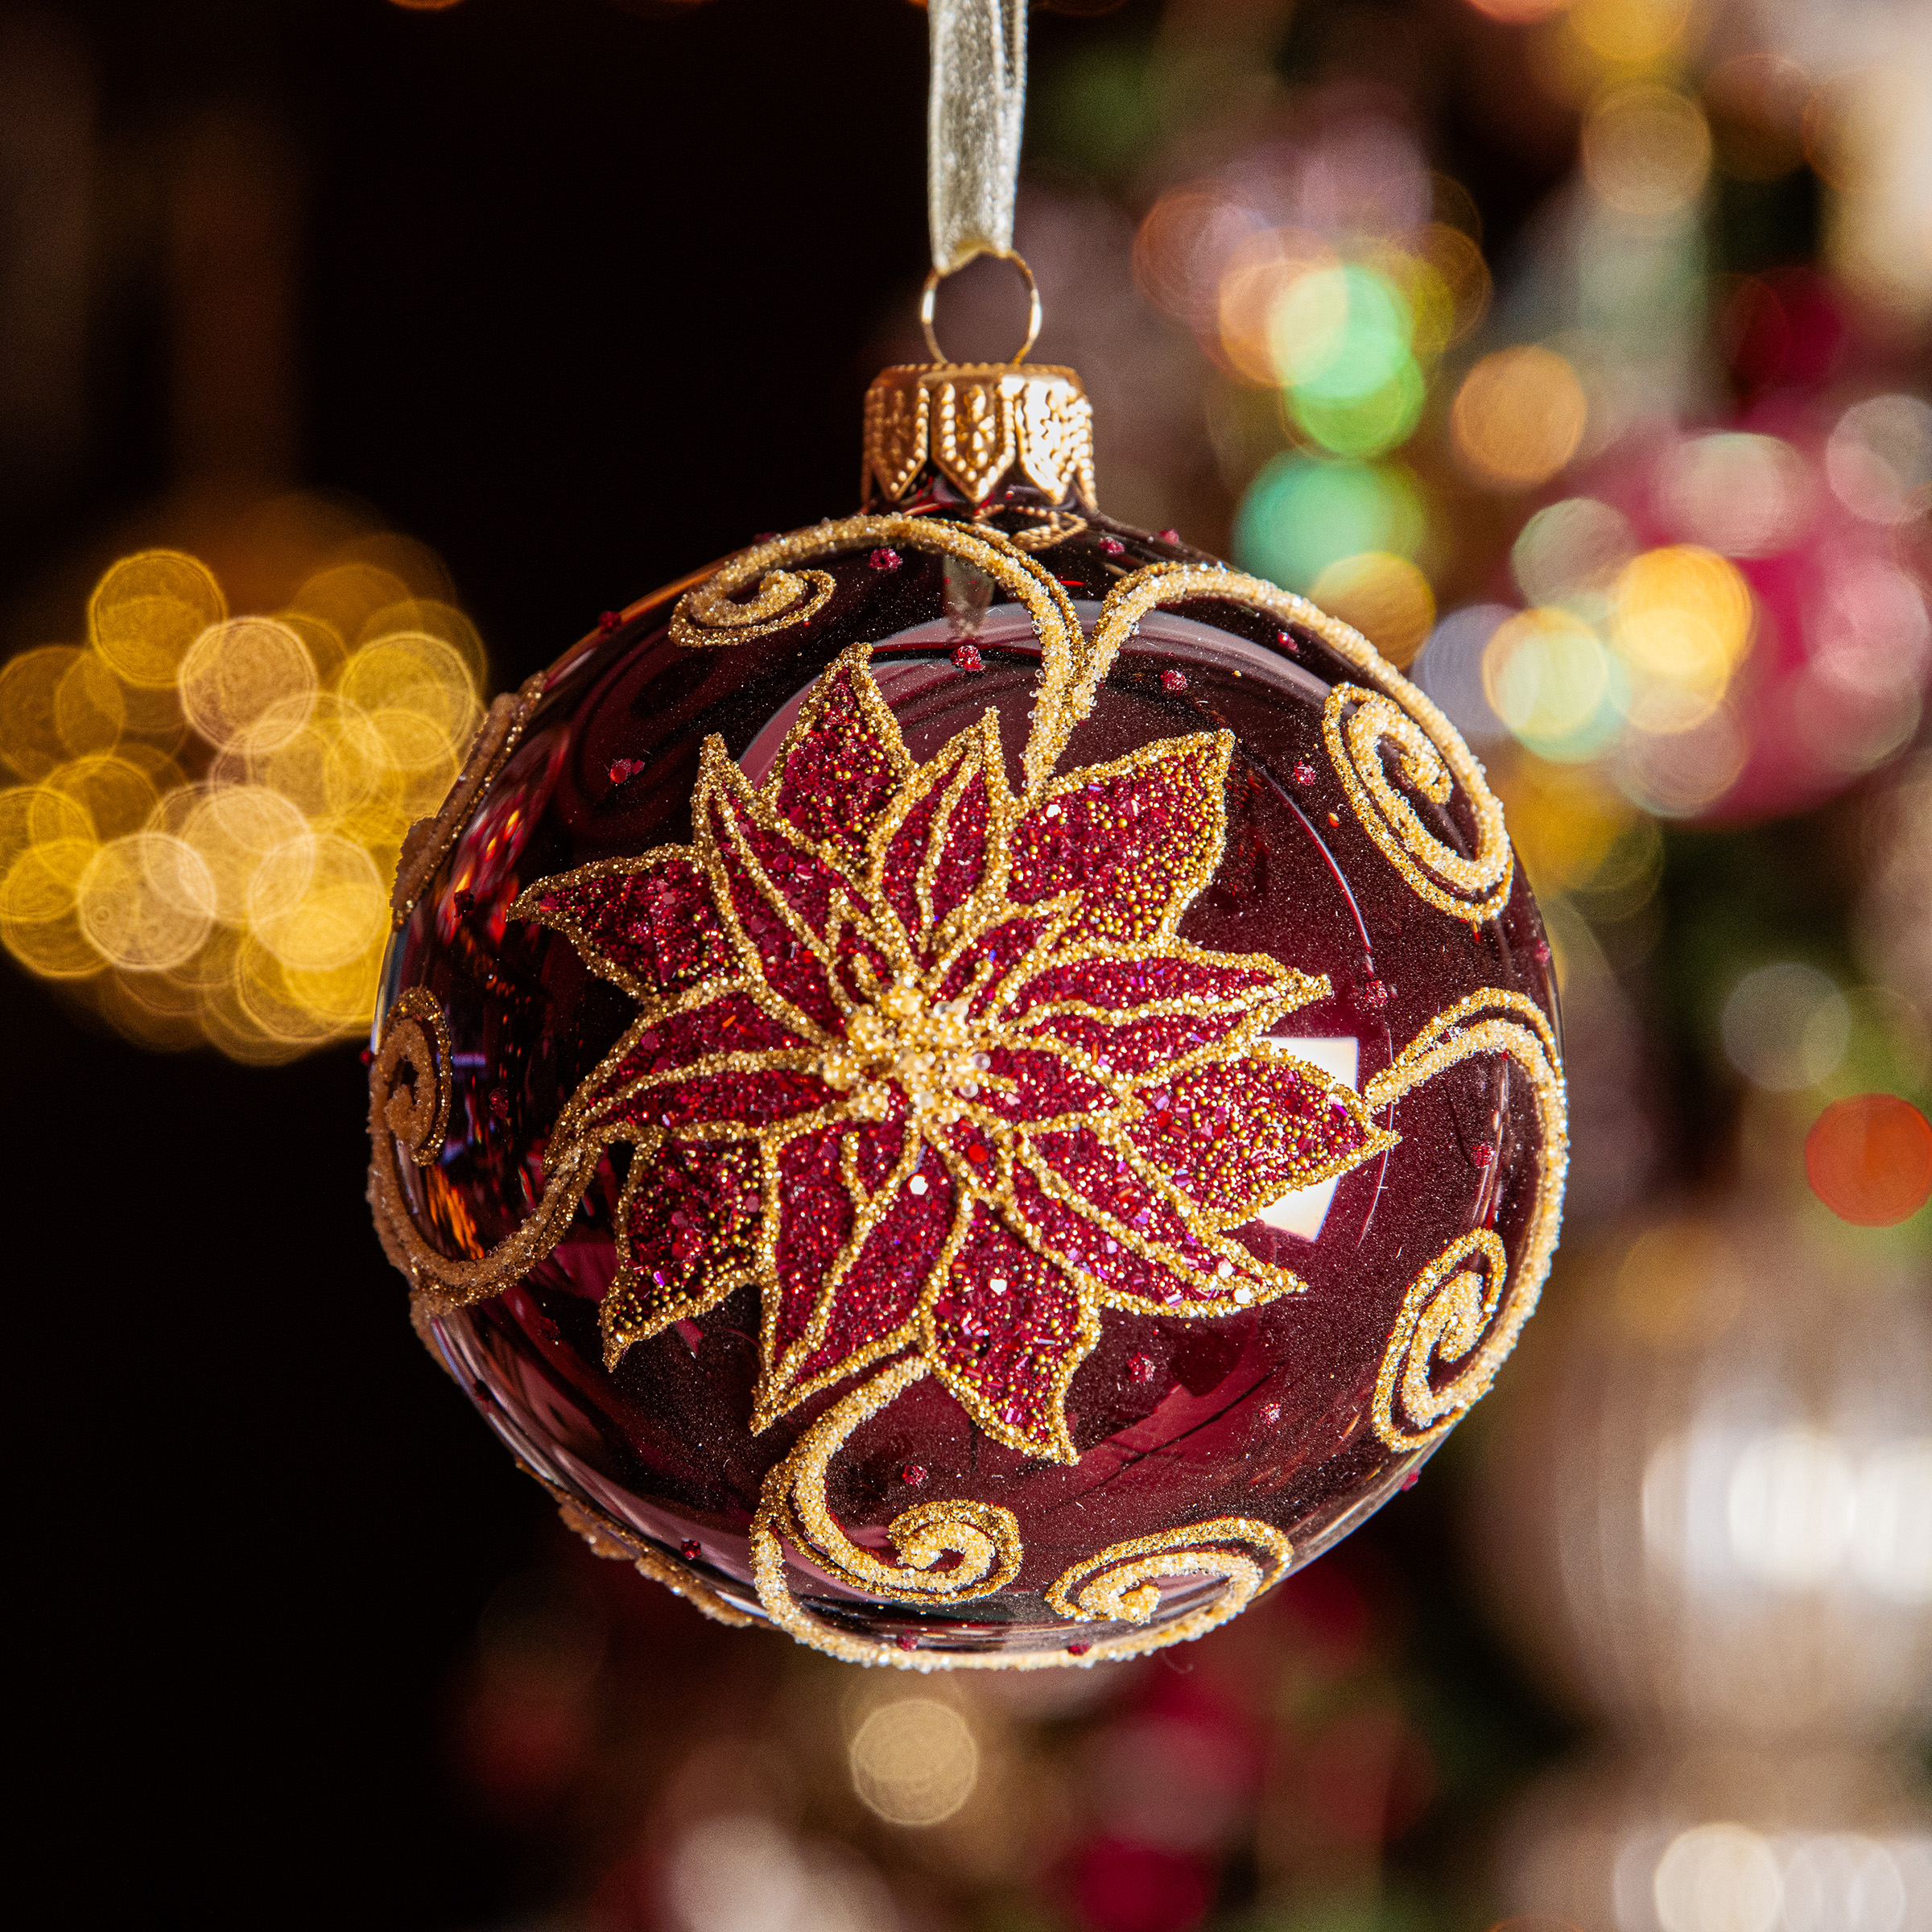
[862,363,1097,510]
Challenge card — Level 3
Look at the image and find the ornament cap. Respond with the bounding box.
[862,361,1097,511]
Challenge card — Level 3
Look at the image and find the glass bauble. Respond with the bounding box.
[369,361,1567,1667]
[1472,1195,1932,1739]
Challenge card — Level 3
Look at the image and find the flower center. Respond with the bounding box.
[816,984,993,1124]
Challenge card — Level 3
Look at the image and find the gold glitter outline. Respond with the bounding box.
[1061,563,1513,924]
[390,668,549,931]
[1362,990,1569,1450]
[745,1505,1293,1672]
[669,564,836,650]
[551,1494,758,1629]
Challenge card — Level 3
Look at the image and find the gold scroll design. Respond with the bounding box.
[1363,990,1569,1451]
[861,365,1096,508]
[366,985,608,1316]
[750,1428,1294,1670]
[390,668,550,931]
[1054,564,1512,923]
[670,510,1084,794]
[750,1356,1024,1628]
[669,556,836,651]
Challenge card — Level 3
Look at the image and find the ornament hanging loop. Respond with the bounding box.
[919,246,1042,366]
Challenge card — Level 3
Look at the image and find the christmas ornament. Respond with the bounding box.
[367,0,1566,1667]
[1472,1198,1932,1741]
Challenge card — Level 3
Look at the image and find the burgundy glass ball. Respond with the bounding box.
[370,368,1566,1667]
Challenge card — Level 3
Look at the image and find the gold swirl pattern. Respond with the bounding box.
[1071,564,1512,923]
[751,1356,1023,1608]
[367,985,608,1315]
[370,988,452,1163]
[390,668,549,931]
[660,512,1084,795]
[1371,1232,1509,1451]
[1322,684,1511,922]
[1362,990,1569,1450]
[1047,1517,1294,1636]
[670,555,836,650]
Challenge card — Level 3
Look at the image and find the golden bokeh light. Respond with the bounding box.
[1567,0,1694,67]
[1451,346,1589,489]
[1311,551,1437,666]
[74,833,217,972]
[1610,545,1755,716]
[54,651,126,759]
[89,550,226,689]
[178,617,318,750]
[848,1698,980,1827]
[1,646,85,780]
[1484,605,1616,753]
[1583,87,1711,223]
[0,538,484,1059]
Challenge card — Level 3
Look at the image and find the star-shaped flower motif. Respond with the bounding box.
[514,645,1396,1463]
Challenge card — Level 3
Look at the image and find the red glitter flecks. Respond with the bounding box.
[766,1128,857,1373]
[598,610,625,634]
[973,1044,1113,1123]
[902,1463,927,1485]
[1293,762,1317,786]
[681,1539,703,1560]
[1162,668,1188,693]
[952,642,984,672]
[1127,1352,1158,1384]
[519,645,1392,1462]
[603,1138,763,1350]
[869,547,902,572]
[1129,1058,1384,1220]
[615,1068,832,1136]
[777,1148,956,1401]
[1009,1158,1223,1312]
[927,1208,1095,1459]
[1009,735,1230,947]
[771,662,905,859]
[518,853,733,999]
[608,757,646,786]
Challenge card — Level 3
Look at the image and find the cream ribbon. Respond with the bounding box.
[927,0,1028,275]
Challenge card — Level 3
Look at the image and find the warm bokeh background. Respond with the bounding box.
[6,2,1928,1928]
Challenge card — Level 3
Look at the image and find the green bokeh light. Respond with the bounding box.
[1288,355,1426,457]
[1232,456,1426,591]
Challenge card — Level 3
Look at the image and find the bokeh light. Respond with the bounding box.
[1806,1094,1932,1226]
[1309,551,1435,666]
[1233,454,1424,591]
[1583,88,1712,225]
[848,1699,980,1827]
[0,542,483,1059]
[1451,348,1588,490]
[1722,963,1849,1092]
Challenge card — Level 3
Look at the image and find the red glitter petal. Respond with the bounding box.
[1129,1057,1381,1219]
[927,1206,1094,1459]
[1009,734,1228,946]
[522,852,732,997]
[772,661,903,857]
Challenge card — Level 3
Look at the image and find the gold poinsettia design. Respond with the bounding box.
[513,644,1396,1463]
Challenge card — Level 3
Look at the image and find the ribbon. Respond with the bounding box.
[927,0,1028,276]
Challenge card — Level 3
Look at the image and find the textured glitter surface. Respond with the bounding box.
[371,485,1566,1669]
